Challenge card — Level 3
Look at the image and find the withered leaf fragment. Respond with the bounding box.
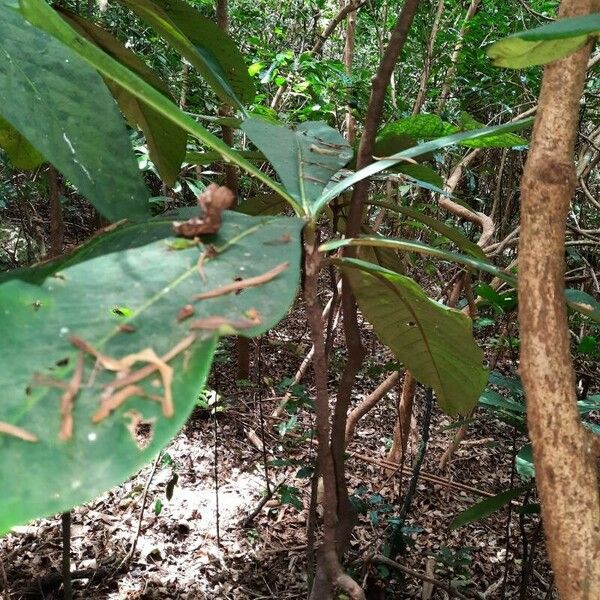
[172,184,234,238]
[189,314,262,331]
[59,352,85,441]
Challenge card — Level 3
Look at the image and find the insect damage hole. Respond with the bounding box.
[124,410,155,450]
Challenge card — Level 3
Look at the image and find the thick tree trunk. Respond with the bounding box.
[518,2,600,599]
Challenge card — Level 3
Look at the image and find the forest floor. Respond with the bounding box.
[1,303,556,600]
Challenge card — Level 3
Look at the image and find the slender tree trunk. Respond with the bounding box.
[216,0,250,380]
[435,0,480,113]
[518,2,600,599]
[342,0,358,142]
[412,0,444,115]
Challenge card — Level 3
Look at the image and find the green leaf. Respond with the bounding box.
[516,444,535,480]
[0,210,302,533]
[314,118,534,215]
[185,150,264,165]
[395,164,444,190]
[0,116,44,170]
[578,395,600,416]
[458,112,527,148]
[320,236,517,285]
[337,258,488,415]
[365,202,486,260]
[57,7,186,186]
[577,335,597,354]
[19,0,298,212]
[488,14,600,68]
[117,0,254,107]
[236,194,288,216]
[0,2,149,221]
[377,115,455,141]
[565,288,600,323]
[242,117,352,215]
[450,484,532,529]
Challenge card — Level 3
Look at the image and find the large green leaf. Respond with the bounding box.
[236,194,288,216]
[0,1,149,221]
[314,118,534,215]
[0,210,302,533]
[375,113,526,150]
[242,117,353,215]
[57,7,186,186]
[321,236,516,285]
[0,116,44,170]
[118,0,254,107]
[488,14,600,68]
[338,258,488,415]
[19,0,298,213]
[458,113,527,148]
[450,484,532,529]
[322,238,600,322]
[365,201,487,260]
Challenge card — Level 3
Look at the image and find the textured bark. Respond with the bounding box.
[305,230,364,600]
[518,2,600,598]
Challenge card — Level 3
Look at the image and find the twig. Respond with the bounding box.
[213,410,221,547]
[388,388,433,554]
[240,480,285,528]
[371,555,472,600]
[61,512,73,600]
[121,452,162,567]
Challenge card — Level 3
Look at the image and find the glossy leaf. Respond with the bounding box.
[365,201,486,260]
[0,116,44,170]
[516,444,535,480]
[236,194,288,216]
[376,113,526,150]
[19,0,298,212]
[57,7,186,186]
[0,2,149,221]
[118,0,255,107]
[565,288,600,323]
[338,258,488,415]
[488,14,600,68]
[458,113,527,148]
[395,164,444,190]
[0,210,302,533]
[242,117,353,215]
[450,484,532,529]
[321,236,516,285]
[314,118,534,214]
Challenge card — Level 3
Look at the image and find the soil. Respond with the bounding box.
[0,300,565,600]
